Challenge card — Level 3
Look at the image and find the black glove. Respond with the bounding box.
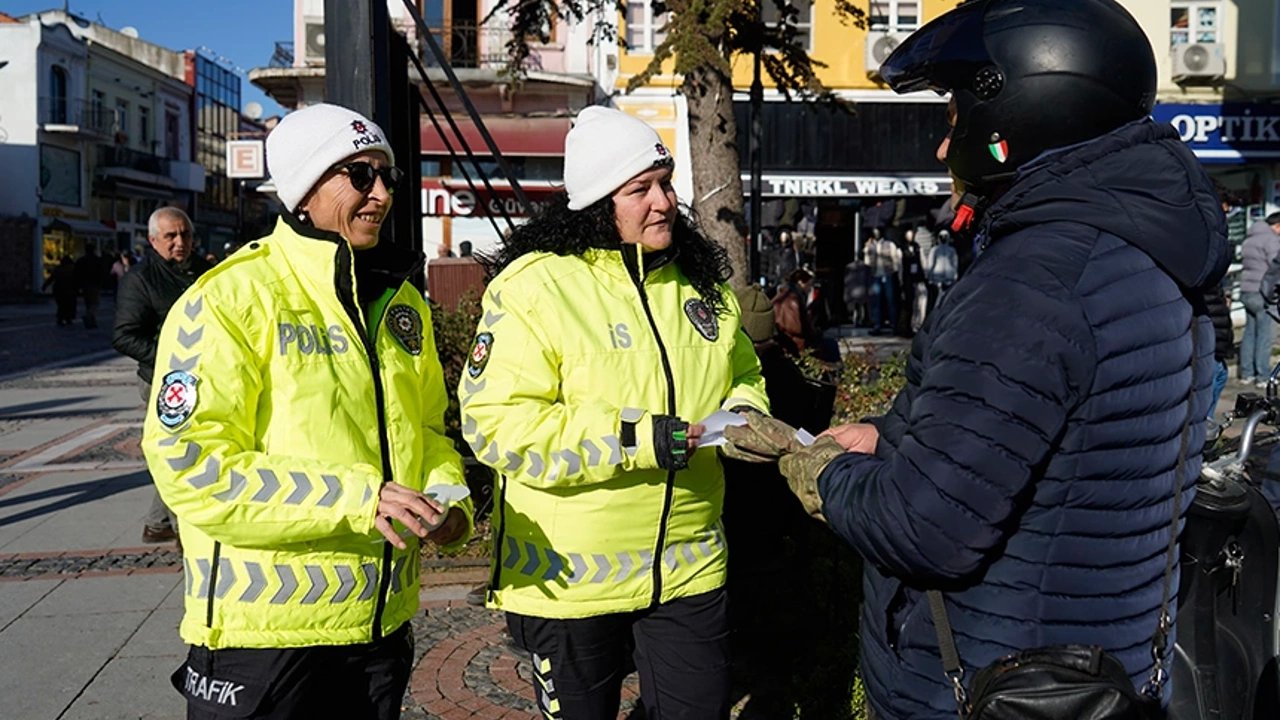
[652,415,691,471]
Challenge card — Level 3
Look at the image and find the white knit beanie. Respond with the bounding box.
[564,106,672,211]
[266,103,396,213]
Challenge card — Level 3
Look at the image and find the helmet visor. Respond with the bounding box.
[879,1,991,94]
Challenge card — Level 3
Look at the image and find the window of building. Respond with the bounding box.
[625,0,669,53]
[139,106,151,148]
[761,1,814,50]
[49,65,68,124]
[91,89,106,129]
[115,98,130,140]
[1171,1,1221,45]
[869,0,920,32]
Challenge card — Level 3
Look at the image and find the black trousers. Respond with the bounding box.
[506,587,731,720]
[171,623,414,719]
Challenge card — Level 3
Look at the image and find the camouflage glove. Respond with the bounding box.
[779,436,846,518]
[721,411,804,463]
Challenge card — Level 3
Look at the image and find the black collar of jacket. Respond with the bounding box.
[143,245,212,278]
[620,242,678,283]
[280,211,425,305]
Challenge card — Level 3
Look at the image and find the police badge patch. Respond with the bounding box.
[156,370,199,429]
[386,305,423,355]
[467,332,493,378]
[684,298,719,342]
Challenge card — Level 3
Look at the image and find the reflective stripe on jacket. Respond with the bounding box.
[142,216,470,650]
[458,248,769,619]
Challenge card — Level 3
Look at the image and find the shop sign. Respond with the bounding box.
[747,174,952,197]
[1152,103,1280,164]
[226,140,265,179]
[421,180,556,218]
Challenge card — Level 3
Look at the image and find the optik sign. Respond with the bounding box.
[1153,103,1280,164]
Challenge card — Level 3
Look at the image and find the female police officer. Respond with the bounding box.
[458,107,771,718]
[142,103,472,719]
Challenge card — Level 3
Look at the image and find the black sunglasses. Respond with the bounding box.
[333,161,404,194]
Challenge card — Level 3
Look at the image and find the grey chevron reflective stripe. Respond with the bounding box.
[560,450,581,477]
[253,469,280,502]
[358,563,378,601]
[601,435,622,464]
[285,472,311,505]
[167,442,201,471]
[214,471,248,502]
[271,565,297,604]
[184,558,194,596]
[463,378,486,395]
[497,539,721,585]
[186,457,220,489]
[490,291,503,309]
[194,558,211,598]
[580,439,601,466]
[176,326,203,348]
[317,475,342,507]
[390,557,407,593]
[504,452,522,473]
[301,565,327,604]
[168,353,199,372]
[240,562,267,602]
[482,443,500,465]
[214,558,236,598]
[332,565,357,603]
[526,451,544,479]
[184,296,203,320]
[483,309,505,327]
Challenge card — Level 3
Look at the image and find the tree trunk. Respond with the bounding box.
[683,64,750,289]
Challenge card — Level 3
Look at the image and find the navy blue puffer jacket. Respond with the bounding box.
[818,119,1228,720]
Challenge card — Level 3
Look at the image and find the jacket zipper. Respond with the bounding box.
[630,272,679,608]
[334,243,397,641]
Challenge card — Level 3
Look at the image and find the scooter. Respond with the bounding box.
[1169,367,1280,720]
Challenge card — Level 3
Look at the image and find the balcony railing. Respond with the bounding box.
[425,22,511,70]
[269,41,294,68]
[97,145,171,177]
[39,97,116,136]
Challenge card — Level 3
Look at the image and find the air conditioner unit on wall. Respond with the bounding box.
[1171,42,1225,82]
[303,17,325,64]
[866,31,906,79]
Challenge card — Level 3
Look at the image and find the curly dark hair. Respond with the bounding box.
[480,193,734,314]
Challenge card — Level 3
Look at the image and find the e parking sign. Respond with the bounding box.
[226,140,265,179]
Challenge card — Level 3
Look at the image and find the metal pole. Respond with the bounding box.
[748,6,764,283]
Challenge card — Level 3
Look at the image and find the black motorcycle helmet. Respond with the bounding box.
[879,0,1157,195]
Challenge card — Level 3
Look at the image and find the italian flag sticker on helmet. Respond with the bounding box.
[989,139,1010,163]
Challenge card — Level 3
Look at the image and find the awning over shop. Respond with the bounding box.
[44,217,116,237]
[421,116,570,157]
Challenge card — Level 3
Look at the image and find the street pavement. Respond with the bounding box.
[0,298,1257,719]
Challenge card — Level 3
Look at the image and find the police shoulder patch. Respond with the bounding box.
[386,305,423,356]
[467,332,494,379]
[156,370,199,429]
[683,298,719,342]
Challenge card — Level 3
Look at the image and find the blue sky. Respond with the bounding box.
[8,0,293,117]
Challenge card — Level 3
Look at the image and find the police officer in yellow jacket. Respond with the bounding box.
[459,107,770,719]
[142,104,472,720]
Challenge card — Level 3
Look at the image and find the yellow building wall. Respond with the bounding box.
[617,0,954,91]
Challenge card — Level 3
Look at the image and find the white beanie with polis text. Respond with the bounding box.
[266,103,396,213]
[564,106,673,211]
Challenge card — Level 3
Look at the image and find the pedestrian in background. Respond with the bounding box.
[42,254,78,326]
[842,256,872,328]
[899,228,928,333]
[74,245,105,328]
[762,1,1227,717]
[773,267,817,355]
[142,103,472,720]
[1205,283,1235,418]
[113,207,212,545]
[1239,211,1280,385]
[458,106,770,720]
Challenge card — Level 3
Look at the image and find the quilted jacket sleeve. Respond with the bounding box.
[817,273,1096,581]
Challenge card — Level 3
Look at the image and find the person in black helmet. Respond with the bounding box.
[741,1,1230,718]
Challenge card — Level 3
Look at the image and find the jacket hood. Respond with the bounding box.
[1246,220,1275,243]
[985,119,1228,290]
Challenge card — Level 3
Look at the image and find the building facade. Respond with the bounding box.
[0,10,203,296]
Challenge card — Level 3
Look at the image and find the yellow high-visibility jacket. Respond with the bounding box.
[458,248,768,618]
[142,215,471,650]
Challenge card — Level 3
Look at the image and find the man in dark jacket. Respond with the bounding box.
[730,2,1229,718]
[113,207,211,543]
[1205,284,1235,419]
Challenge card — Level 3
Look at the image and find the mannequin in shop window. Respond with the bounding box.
[863,228,901,335]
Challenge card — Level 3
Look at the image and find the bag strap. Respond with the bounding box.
[928,314,1201,716]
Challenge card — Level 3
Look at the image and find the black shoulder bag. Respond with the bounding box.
[926,322,1199,720]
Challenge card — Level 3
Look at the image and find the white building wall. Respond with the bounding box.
[0,22,41,219]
